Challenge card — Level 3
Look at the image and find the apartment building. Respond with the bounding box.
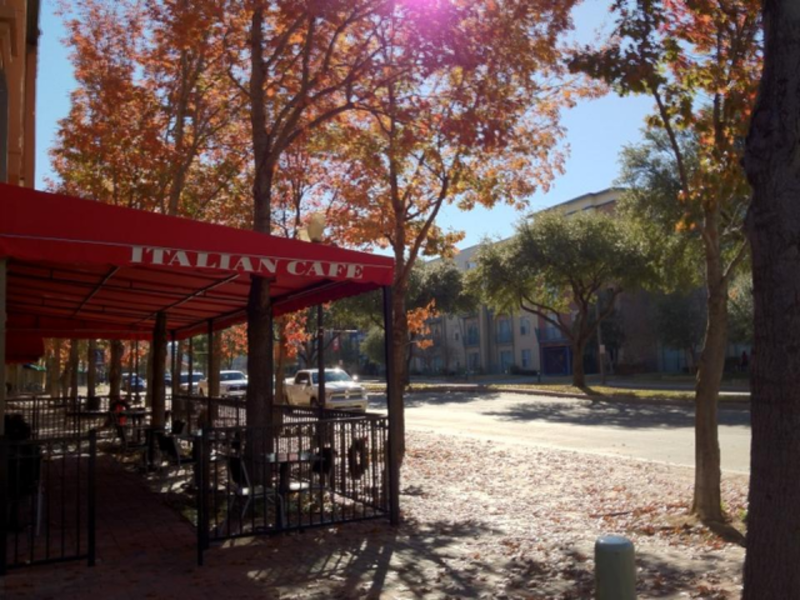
[412,189,665,376]
[1,0,39,186]
[414,187,755,377]
[1,0,39,395]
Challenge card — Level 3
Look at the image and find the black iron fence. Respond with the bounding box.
[4,395,163,445]
[196,413,389,565]
[1,431,97,574]
[174,395,245,431]
[176,396,360,433]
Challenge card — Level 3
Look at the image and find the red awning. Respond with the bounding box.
[5,333,45,364]
[0,184,394,348]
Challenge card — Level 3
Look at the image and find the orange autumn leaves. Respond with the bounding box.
[52,0,246,222]
[52,0,586,374]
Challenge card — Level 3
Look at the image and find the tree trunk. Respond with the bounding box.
[60,357,71,400]
[405,333,415,384]
[145,342,154,408]
[47,339,62,398]
[742,2,800,596]
[87,339,97,401]
[69,339,79,399]
[246,4,277,442]
[109,340,123,399]
[691,210,727,524]
[246,276,274,430]
[210,331,221,398]
[571,336,587,388]
[152,314,167,429]
[274,316,288,405]
[687,346,698,374]
[390,275,408,462]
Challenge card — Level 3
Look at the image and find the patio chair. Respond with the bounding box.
[110,410,146,454]
[225,456,285,531]
[171,419,188,437]
[156,431,196,470]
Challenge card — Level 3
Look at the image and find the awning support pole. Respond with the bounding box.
[207,321,218,398]
[87,339,97,402]
[188,337,194,396]
[152,312,167,428]
[127,342,134,401]
[170,331,178,399]
[317,304,325,419]
[0,258,7,436]
[383,285,400,526]
[134,339,140,404]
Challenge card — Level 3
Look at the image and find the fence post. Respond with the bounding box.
[0,437,7,575]
[88,430,97,567]
[595,535,636,600]
[196,428,205,566]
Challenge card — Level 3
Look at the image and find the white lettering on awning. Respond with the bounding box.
[129,246,367,281]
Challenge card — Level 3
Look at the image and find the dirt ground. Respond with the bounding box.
[261,430,747,599]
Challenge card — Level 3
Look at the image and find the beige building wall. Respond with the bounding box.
[415,189,625,376]
[0,0,39,186]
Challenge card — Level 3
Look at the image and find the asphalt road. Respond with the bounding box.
[371,391,751,474]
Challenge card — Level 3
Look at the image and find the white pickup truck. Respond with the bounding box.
[284,368,368,412]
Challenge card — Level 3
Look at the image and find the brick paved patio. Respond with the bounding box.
[0,454,414,600]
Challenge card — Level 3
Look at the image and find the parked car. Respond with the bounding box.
[284,368,367,411]
[198,370,248,398]
[121,372,146,393]
[179,372,205,393]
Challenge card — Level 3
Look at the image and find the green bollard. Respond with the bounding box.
[595,535,636,600]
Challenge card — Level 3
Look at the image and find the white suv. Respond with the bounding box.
[198,370,248,398]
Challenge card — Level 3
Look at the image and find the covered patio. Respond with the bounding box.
[0,184,400,571]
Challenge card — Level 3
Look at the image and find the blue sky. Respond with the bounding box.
[34,0,653,250]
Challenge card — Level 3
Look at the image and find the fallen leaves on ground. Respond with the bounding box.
[343,431,744,599]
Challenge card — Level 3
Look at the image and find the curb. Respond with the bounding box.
[364,384,751,410]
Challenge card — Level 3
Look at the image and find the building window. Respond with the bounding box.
[466,322,480,346]
[468,352,480,370]
[520,317,530,336]
[497,318,512,344]
[500,350,513,373]
[454,331,460,341]
[522,349,531,369]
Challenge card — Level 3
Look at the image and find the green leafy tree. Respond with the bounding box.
[655,292,706,372]
[727,273,753,346]
[571,0,762,525]
[360,326,387,368]
[470,211,655,388]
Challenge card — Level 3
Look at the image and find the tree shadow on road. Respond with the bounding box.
[482,399,751,430]
[370,391,506,410]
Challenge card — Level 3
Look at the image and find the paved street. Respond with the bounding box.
[372,391,752,474]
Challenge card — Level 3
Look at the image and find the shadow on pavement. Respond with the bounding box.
[211,517,530,598]
[482,399,751,430]
[369,391,505,410]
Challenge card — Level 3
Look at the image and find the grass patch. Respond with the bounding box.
[364,381,750,403]
[488,384,750,403]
